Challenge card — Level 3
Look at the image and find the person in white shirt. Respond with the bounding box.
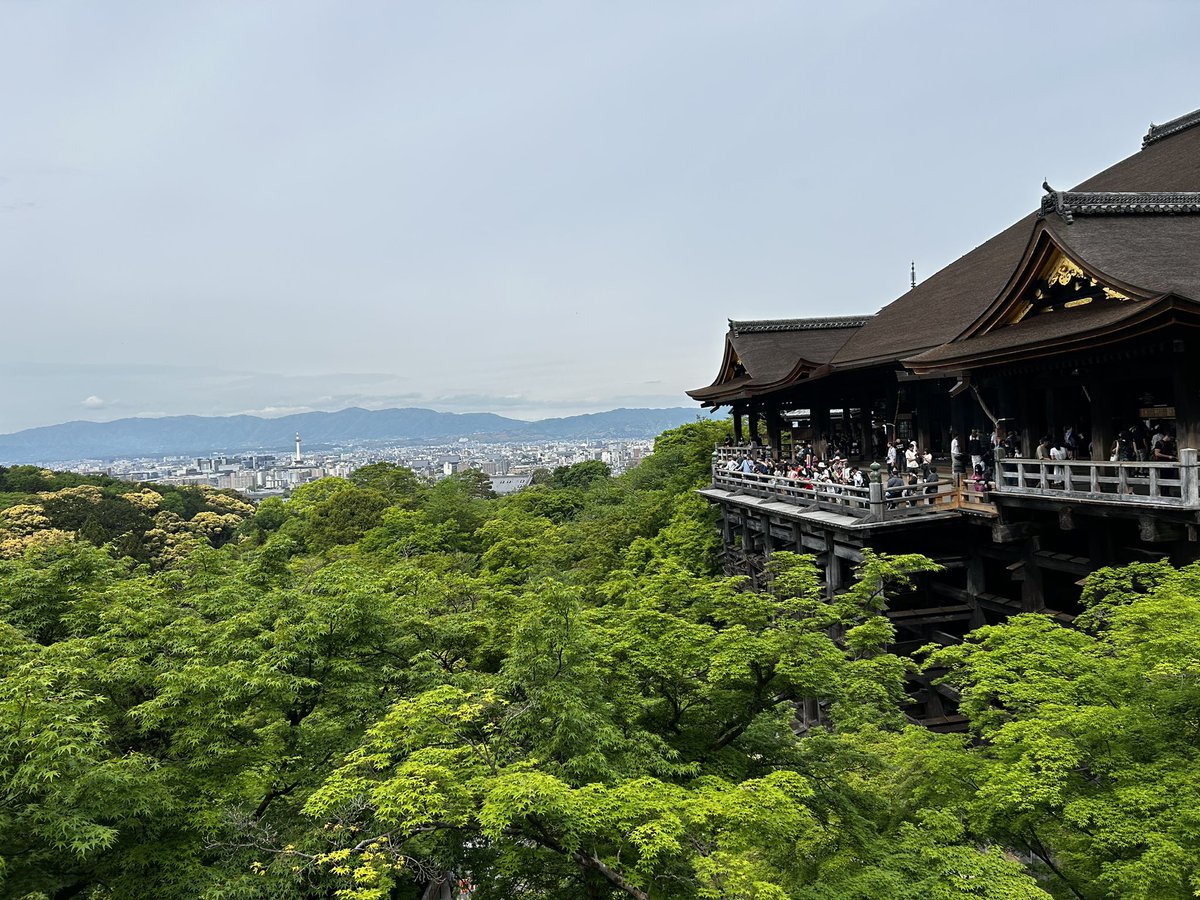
[1049,444,1066,486]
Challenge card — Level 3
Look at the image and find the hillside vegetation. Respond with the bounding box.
[1,423,1198,898]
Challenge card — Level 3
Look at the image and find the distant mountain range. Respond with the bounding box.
[0,406,705,464]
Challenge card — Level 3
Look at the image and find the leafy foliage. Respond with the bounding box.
[2,421,1185,898]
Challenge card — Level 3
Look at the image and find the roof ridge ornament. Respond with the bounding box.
[1041,180,1070,223]
[729,316,872,336]
[1143,108,1200,147]
[1038,183,1200,224]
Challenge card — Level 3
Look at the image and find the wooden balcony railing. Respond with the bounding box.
[996,449,1200,508]
[710,463,960,524]
[712,446,1200,514]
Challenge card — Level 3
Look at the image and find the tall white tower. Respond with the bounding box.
[294,432,302,464]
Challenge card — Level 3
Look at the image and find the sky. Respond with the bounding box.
[2,1,1199,433]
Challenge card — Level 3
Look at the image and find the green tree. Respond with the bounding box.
[925,560,1200,899]
[549,459,611,490]
[350,462,426,507]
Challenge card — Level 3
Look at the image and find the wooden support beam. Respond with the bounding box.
[1032,550,1093,576]
[832,543,865,563]
[1020,543,1045,613]
[800,533,827,553]
[975,592,1023,613]
[992,521,1040,543]
[1140,516,1185,543]
[931,630,962,646]
[887,604,973,626]
[1058,505,1075,531]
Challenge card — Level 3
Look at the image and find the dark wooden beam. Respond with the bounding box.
[1140,516,1185,543]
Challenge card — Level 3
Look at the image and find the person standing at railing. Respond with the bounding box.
[1049,442,1067,486]
[739,455,755,474]
[886,471,904,509]
[971,465,987,494]
[1153,432,1176,463]
[1154,433,1179,494]
[1064,426,1078,460]
[1117,430,1137,462]
[968,429,984,472]
[924,464,939,505]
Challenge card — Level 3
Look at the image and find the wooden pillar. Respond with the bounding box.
[1043,384,1057,451]
[765,410,782,458]
[966,553,986,628]
[1089,382,1114,462]
[854,401,871,463]
[813,406,831,461]
[1174,343,1200,452]
[732,406,744,443]
[1020,539,1044,613]
[1087,519,1113,569]
[950,392,969,475]
[748,409,761,446]
[825,546,844,599]
[914,383,932,456]
[1016,383,1034,460]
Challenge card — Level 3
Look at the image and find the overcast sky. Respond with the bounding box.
[2,1,1198,432]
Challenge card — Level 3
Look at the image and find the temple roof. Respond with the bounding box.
[687,316,867,404]
[691,106,1200,407]
[827,114,1200,370]
[902,211,1200,372]
[1042,213,1200,300]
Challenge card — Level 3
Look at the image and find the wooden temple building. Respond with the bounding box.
[688,107,1200,729]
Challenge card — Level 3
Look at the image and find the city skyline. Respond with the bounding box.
[4,3,1199,431]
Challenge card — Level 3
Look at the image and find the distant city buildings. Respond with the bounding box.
[68,436,655,499]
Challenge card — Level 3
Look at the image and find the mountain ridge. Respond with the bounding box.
[0,406,703,464]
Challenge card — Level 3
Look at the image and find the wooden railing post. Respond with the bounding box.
[868,462,886,521]
[1181,449,1199,506]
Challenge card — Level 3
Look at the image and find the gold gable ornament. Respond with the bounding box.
[1005,251,1131,325]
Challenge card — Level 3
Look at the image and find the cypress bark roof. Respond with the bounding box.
[827,119,1200,370]
[687,317,868,404]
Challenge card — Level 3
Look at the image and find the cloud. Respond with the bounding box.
[82,395,107,408]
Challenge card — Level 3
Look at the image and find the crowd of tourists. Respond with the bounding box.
[721,438,947,508]
[723,419,1181,504]
[722,443,869,491]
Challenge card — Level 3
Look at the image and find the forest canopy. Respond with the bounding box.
[1,423,1197,899]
